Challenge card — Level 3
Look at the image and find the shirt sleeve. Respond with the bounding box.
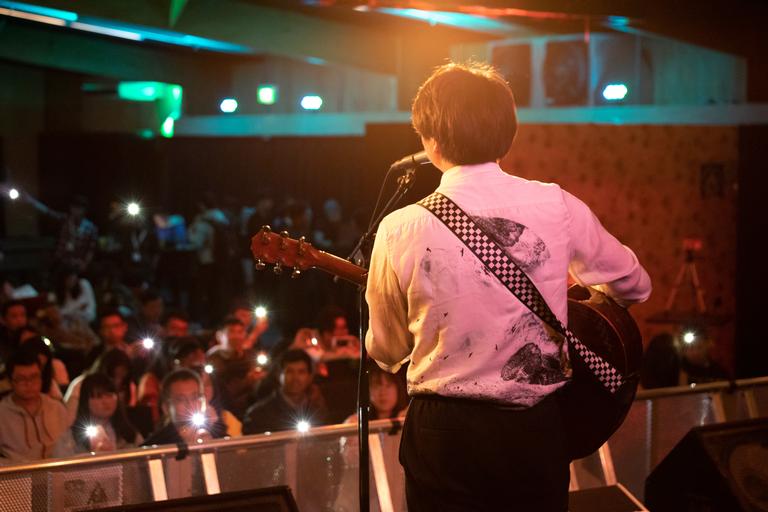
[563,190,652,306]
[365,219,413,373]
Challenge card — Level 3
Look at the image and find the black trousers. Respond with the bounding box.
[400,394,570,512]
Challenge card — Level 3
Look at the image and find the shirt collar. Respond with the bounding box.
[439,161,504,187]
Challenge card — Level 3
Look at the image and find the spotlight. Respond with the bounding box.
[219,98,238,113]
[127,202,141,216]
[8,188,19,200]
[254,306,267,319]
[300,95,323,111]
[85,425,99,438]
[256,353,269,366]
[204,364,214,374]
[602,83,628,101]
[296,420,310,433]
[683,331,696,345]
[142,337,155,350]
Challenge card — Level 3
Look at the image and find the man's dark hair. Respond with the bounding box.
[315,305,346,335]
[1,299,26,318]
[140,288,162,305]
[221,316,244,329]
[280,349,313,374]
[160,368,202,405]
[412,61,518,166]
[163,309,189,324]
[6,349,41,380]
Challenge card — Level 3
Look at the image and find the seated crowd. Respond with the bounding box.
[0,294,406,465]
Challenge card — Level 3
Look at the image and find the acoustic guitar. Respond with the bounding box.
[251,226,642,460]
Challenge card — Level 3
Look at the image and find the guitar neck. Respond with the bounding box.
[315,251,368,286]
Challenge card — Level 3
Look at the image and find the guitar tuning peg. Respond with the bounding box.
[273,262,283,275]
[291,266,301,279]
[254,259,266,270]
[297,236,306,256]
[280,231,289,250]
[260,225,272,245]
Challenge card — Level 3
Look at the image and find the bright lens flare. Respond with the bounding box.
[254,306,267,319]
[85,425,98,438]
[310,337,318,346]
[256,353,269,366]
[191,412,206,427]
[142,337,155,349]
[683,331,696,345]
[204,364,214,374]
[127,202,141,216]
[296,420,310,433]
[8,188,19,200]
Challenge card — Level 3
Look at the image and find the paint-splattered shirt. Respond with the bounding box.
[365,162,651,407]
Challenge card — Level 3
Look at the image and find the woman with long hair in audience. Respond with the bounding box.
[64,348,137,424]
[346,363,408,423]
[54,264,97,324]
[56,373,142,456]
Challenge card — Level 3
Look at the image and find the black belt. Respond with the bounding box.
[410,393,531,411]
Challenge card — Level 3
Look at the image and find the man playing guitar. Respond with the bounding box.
[364,62,652,511]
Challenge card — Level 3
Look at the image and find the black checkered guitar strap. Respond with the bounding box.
[418,191,625,394]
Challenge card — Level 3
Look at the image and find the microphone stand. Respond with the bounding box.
[347,167,418,512]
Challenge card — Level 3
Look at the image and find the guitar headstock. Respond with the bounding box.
[250,226,321,278]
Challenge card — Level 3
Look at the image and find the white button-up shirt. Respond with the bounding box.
[365,162,651,407]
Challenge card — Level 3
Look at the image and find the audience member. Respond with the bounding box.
[207,317,264,418]
[641,333,684,389]
[242,349,328,434]
[19,336,69,400]
[64,349,137,424]
[0,350,69,462]
[56,373,142,456]
[54,264,97,324]
[86,310,132,368]
[230,301,269,352]
[162,310,190,338]
[142,368,225,446]
[127,289,164,341]
[680,327,730,384]
[314,306,360,362]
[0,300,29,362]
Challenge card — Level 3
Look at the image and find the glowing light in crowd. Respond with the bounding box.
[127,202,141,216]
[310,337,318,346]
[191,412,206,427]
[300,95,323,111]
[602,83,628,101]
[42,336,52,346]
[142,337,155,349]
[257,85,277,105]
[296,420,310,433]
[8,188,19,200]
[219,98,238,113]
[256,353,269,366]
[683,331,696,345]
[254,306,267,319]
[85,425,98,438]
[204,364,214,374]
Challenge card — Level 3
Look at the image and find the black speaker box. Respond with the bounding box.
[94,486,299,512]
[645,417,768,512]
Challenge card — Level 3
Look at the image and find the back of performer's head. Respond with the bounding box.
[411,61,518,166]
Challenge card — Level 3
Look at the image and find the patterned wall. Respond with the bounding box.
[500,124,739,370]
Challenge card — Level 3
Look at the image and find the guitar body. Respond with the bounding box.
[250,228,642,460]
[562,285,643,460]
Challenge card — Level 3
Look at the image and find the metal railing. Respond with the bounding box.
[0,376,766,511]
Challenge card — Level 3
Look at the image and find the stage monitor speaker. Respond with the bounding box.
[93,486,299,512]
[569,484,647,511]
[645,417,768,512]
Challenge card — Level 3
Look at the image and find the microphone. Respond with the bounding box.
[389,151,430,173]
